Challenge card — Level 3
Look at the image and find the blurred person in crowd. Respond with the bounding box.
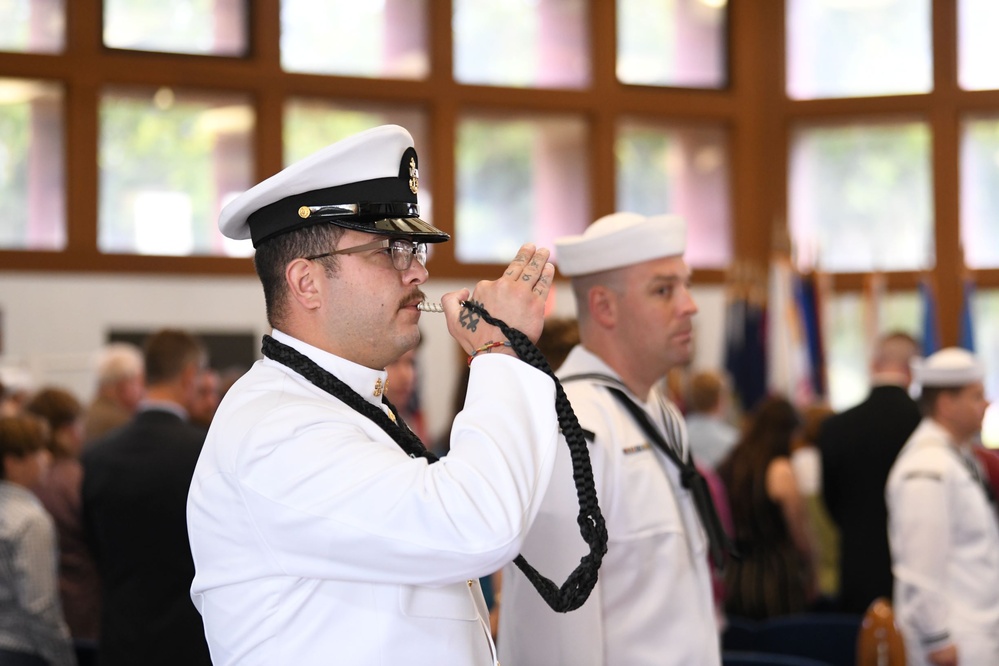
[792,401,839,609]
[686,369,740,470]
[82,329,211,666]
[887,348,998,666]
[718,396,816,620]
[189,368,222,431]
[25,387,102,647]
[0,414,75,666]
[384,346,428,443]
[499,212,728,665]
[83,342,144,445]
[818,331,921,614]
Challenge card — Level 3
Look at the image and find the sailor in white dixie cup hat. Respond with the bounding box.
[499,212,728,666]
[187,125,560,666]
[886,347,999,666]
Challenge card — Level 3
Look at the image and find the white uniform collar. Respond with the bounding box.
[561,344,654,404]
[270,329,390,408]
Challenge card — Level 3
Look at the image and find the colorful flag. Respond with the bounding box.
[766,254,815,407]
[724,273,767,412]
[795,271,826,400]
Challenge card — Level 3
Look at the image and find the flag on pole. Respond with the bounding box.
[724,263,767,412]
[795,271,826,399]
[766,254,816,407]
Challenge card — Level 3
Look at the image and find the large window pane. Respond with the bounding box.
[1,0,63,53]
[281,0,429,79]
[789,122,933,273]
[786,0,931,100]
[960,116,999,269]
[959,0,999,91]
[0,78,64,250]
[973,289,999,446]
[453,0,589,89]
[284,99,432,232]
[456,114,588,264]
[103,0,247,56]
[616,120,731,268]
[825,290,919,411]
[99,86,254,257]
[616,0,727,89]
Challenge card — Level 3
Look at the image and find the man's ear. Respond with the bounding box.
[589,285,617,329]
[286,258,323,311]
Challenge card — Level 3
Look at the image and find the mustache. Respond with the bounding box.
[400,289,426,309]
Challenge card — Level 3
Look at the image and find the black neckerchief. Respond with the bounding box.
[261,301,607,613]
[561,372,738,570]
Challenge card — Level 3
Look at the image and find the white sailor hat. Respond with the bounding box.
[554,212,686,277]
[913,347,985,388]
[219,125,450,247]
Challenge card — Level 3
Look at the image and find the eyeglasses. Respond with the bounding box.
[305,238,428,271]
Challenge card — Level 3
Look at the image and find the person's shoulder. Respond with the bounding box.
[890,435,955,480]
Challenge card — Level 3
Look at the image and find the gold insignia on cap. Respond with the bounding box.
[298,206,311,219]
[373,378,384,397]
[408,157,419,195]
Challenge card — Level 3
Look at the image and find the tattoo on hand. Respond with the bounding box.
[459,300,482,332]
[522,274,532,281]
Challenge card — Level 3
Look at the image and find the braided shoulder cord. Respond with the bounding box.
[260,301,607,613]
[461,301,607,613]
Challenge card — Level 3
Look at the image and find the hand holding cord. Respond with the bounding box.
[261,299,608,614]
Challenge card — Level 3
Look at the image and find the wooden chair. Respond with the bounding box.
[856,597,906,666]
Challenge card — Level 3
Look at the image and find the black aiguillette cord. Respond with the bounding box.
[261,300,607,613]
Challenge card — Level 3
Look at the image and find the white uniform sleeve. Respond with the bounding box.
[193,354,559,588]
[888,451,953,651]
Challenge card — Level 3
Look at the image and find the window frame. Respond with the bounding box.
[0,1,996,346]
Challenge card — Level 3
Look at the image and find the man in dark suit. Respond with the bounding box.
[82,329,212,666]
[818,331,922,615]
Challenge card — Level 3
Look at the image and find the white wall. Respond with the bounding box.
[0,272,726,443]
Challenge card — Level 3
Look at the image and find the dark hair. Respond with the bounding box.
[688,371,725,413]
[717,396,801,521]
[24,387,82,457]
[536,317,580,371]
[253,224,346,327]
[0,414,48,479]
[917,385,964,417]
[144,329,206,386]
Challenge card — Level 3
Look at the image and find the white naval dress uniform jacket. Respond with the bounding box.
[498,345,720,666]
[886,419,999,666]
[186,330,560,666]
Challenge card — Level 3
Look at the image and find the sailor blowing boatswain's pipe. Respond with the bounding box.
[186,124,605,666]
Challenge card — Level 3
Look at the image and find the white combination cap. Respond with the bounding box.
[554,212,686,277]
[219,124,449,247]
[913,347,985,388]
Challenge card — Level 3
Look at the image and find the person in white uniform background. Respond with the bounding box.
[186,125,565,666]
[498,212,728,665]
[886,347,999,666]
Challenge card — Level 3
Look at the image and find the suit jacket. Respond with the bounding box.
[818,384,921,614]
[82,407,211,666]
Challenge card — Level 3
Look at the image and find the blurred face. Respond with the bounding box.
[385,349,418,407]
[613,255,698,379]
[4,448,51,488]
[941,381,990,442]
[115,373,145,412]
[319,230,429,369]
[190,370,221,425]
